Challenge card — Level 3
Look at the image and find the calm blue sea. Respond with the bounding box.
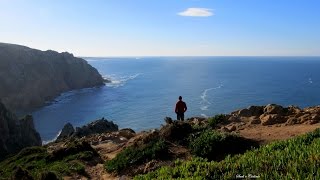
[32,57,320,143]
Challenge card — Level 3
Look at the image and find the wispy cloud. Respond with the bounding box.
[178,8,213,17]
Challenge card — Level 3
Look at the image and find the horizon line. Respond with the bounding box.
[80,55,320,58]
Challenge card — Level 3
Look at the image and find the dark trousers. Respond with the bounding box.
[176,112,184,121]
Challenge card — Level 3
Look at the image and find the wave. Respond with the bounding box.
[103,73,142,88]
[42,130,61,145]
[201,113,208,118]
[199,84,223,112]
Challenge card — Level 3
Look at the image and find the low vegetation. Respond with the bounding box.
[0,141,99,179]
[208,114,226,128]
[105,138,169,174]
[135,128,320,179]
[189,130,258,161]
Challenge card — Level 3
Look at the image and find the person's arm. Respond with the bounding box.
[184,102,187,112]
[175,103,178,113]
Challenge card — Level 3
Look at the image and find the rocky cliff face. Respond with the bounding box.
[0,43,104,112]
[0,101,41,159]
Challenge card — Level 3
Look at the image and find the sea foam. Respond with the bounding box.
[104,73,142,88]
[199,84,223,116]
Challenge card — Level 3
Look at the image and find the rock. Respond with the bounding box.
[57,123,75,140]
[286,117,300,125]
[0,43,104,112]
[74,118,118,138]
[228,125,237,132]
[250,118,261,125]
[143,160,158,173]
[236,106,264,117]
[311,114,320,120]
[221,127,230,132]
[263,104,286,115]
[159,121,192,144]
[164,117,173,124]
[260,114,286,125]
[287,105,301,114]
[118,128,136,139]
[238,109,252,117]
[0,101,42,159]
[228,115,240,122]
[247,106,264,116]
[298,114,311,123]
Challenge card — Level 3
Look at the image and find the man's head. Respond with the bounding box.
[179,96,182,100]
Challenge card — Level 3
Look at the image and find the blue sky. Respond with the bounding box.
[1,0,320,56]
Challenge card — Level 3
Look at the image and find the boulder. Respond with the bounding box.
[250,118,261,125]
[57,123,75,140]
[287,105,301,115]
[74,118,118,138]
[247,106,264,116]
[235,106,264,117]
[164,117,173,124]
[159,121,192,144]
[118,128,136,139]
[263,104,286,115]
[260,114,286,125]
[238,109,252,117]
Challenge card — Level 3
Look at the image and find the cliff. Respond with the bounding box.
[0,101,41,159]
[0,43,104,112]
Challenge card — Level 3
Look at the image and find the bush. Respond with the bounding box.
[189,130,258,161]
[208,114,225,128]
[105,138,168,174]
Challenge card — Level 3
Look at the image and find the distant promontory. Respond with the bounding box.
[0,43,104,112]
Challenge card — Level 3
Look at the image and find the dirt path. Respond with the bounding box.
[239,123,320,144]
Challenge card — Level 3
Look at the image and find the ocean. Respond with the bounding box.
[32,57,320,143]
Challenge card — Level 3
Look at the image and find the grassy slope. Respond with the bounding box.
[136,128,320,179]
[0,141,97,179]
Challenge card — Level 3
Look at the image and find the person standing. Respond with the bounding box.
[175,96,187,121]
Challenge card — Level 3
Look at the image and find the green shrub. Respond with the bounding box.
[189,130,258,161]
[208,114,225,128]
[105,138,168,174]
[136,128,320,179]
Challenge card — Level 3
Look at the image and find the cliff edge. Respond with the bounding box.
[0,43,104,111]
[0,101,41,159]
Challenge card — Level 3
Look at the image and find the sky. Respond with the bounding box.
[0,0,320,57]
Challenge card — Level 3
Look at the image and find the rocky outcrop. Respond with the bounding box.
[56,123,75,140]
[230,104,320,126]
[74,118,119,138]
[0,101,41,159]
[57,118,119,140]
[0,43,104,112]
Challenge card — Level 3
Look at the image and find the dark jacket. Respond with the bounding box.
[175,100,187,113]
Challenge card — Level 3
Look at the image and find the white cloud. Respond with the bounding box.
[178,8,213,17]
